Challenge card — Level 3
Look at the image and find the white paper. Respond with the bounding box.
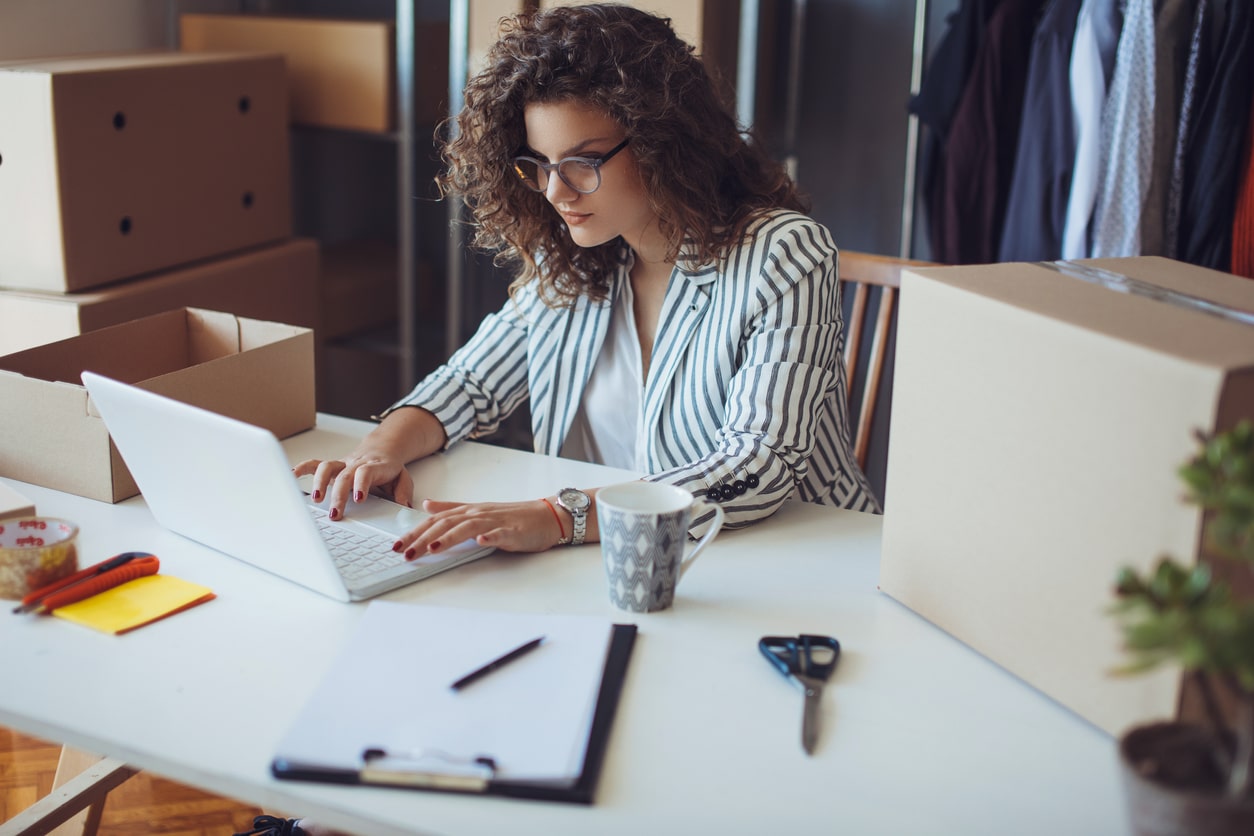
[274,602,614,784]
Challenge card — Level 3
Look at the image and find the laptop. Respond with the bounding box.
[81,371,495,602]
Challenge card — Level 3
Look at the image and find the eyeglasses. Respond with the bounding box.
[512,137,630,195]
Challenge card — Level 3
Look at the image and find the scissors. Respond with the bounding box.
[758,634,841,755]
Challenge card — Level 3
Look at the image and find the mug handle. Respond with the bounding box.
[677,499,725,581]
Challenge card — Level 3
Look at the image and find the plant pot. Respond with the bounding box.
[1119,722,1254,836]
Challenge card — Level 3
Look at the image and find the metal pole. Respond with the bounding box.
[899,0,929,260]
[782,0,807,182]
[736,0,761,132]
[396,0,417,389]
[446,0,469,358]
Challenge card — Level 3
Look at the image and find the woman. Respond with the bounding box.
[297,3,878,565]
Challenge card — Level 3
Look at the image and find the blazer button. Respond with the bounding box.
[719,484,736,501]
[733,479,747,495]
[746,473,760,488]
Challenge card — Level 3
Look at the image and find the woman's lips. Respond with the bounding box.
[560,211,591,226]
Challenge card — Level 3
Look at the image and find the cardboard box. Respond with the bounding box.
[0,239,320,356]
[179,14,448,131]
[0,308,315,503]
[0,483,35,520]
[0,51,291,293]
[878,257,1254,737]
[537,1,738,88]
[319,325,402,421]
[469,1,527,77]
[319,240,397,340]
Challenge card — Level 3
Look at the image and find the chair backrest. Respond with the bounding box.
[838,250,935,472]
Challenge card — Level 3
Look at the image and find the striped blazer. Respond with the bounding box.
[390,210,880,531]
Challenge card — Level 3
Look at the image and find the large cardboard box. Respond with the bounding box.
[879,257,1254,737]
[0,239,319,356]
[0,308,315,503]
[179,14,448,131]
[537,1,738,89]
[469,1,528,76]
[0,483,35,520]
[0,51,291,293]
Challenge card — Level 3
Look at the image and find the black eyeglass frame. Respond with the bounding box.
[512,137,631,195]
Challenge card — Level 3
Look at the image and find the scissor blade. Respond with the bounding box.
[800,679,823,755]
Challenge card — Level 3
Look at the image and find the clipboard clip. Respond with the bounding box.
[359,747,496,791]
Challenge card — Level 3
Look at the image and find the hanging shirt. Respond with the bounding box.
[1165,0,1213,259]
[1178,0,1254,270]
[1233,103,1254,279]
[998,0,1085,262]
[560,274,645,472]
[909,0,1005,261]
[1137,0,1194,257]
[937,0,1044,264]
[1090,0,1156,258]
[1062,0,1124,259]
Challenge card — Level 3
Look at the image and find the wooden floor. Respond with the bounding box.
[0,726,265,835]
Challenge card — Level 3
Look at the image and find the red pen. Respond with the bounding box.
[12,551,160,615]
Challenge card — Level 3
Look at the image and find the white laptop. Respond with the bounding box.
[81,371,495,602]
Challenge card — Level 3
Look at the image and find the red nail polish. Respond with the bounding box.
[429,541,441,551]
[354,490,363,502]
[312,490,321,502]
[392,540,404,552]
[404,548,416,561]
[329,508,339,521]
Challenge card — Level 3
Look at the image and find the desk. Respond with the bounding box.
[1,414,1127,835]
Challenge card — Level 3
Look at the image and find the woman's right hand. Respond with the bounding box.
[292,407,448,521]
[292,447,415,520]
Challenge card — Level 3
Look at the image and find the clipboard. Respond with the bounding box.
[270,602,637,805]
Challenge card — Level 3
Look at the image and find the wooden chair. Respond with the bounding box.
[838,250,936,472]
[0,747,136,836]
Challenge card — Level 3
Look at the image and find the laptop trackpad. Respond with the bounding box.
[297,475,424,538]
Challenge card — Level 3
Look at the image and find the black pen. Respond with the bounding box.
[450,636,545,691]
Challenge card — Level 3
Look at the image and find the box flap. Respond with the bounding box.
[905,259,1254,370]
[0,308,194,384]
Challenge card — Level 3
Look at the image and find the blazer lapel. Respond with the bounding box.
[530,270,621,456]
[640,266,716,436]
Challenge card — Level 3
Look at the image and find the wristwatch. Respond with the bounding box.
[555,487,591,546]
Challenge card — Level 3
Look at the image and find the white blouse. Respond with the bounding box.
[560,276,646,471]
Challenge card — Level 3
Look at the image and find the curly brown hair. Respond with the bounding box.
[438,3,807,306]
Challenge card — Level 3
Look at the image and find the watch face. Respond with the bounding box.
[559,488,590,511]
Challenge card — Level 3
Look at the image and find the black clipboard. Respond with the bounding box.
[272,622,637,805]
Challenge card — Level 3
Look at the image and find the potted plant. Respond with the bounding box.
[1111,420,1254,835]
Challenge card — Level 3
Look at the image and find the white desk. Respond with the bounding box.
[1,415,1128,836]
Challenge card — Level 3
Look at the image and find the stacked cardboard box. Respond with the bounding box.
[0,51,320,500]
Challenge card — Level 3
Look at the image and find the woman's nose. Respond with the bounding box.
[544,173,576,203]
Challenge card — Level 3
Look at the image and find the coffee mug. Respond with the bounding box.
[596,481,725,612]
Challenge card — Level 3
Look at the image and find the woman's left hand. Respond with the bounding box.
[399,498,566,558]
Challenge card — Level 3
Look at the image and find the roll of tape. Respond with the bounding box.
[0,517,79,600]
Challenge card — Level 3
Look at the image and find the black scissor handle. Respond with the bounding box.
[759,634,841,681]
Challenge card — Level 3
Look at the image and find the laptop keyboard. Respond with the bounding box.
[309,506,405,581]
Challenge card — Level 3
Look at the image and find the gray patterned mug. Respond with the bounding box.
[596,481,725,612]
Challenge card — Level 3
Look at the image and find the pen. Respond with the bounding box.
[12,552,159,615]
[450,636,546,691]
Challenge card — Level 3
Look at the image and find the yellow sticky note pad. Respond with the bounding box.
[54,574,216,635]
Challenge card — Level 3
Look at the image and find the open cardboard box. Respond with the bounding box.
[879,256,1254,737]
[0,308,315,503]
